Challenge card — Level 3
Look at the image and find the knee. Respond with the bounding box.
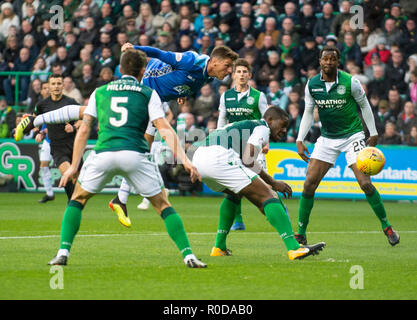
[304,177,320,194]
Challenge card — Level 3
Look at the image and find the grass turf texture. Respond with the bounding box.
[1,193,416,300]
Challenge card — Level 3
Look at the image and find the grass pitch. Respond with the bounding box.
[1,193,416,300]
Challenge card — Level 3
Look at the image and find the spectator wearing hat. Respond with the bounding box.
[238,33,259,58]
[313,2,335,45]
[155,31,177,52]
[324,34,338,47]
[255,17,280,49]
[385,3,407,31]
[0,95,16,138]
[0,2,20,41]
[364,37,391,67]
[125,19,140,44]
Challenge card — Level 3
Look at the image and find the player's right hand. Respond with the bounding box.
[121,43,134,53]
[296,141,310,163]
[59,166,77,188]
[183,161,201,183]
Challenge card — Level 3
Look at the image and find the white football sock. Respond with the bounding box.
[41,167,54,197]
[57,249,69,257]
[117,178,131,204]
[34,105,81,127]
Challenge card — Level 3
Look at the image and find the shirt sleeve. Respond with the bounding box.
[296,82,315,142]
[351,77,378,136]
[247,125,270,149]
[148,90,166,122]
[145,121,157,136]
[83,89,97,118]
[133,45,196,70]
[217,93,227,128]
[258,92,268,116]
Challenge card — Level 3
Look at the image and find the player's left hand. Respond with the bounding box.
[366,135,378,147]
[59,166,77,188]
[272,181,292,199]
[262,145,269,154]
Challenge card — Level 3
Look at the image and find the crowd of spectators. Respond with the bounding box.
[0,0,416,147]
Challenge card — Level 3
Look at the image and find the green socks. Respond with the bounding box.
[366,187,390,230]
[161,207,193,258]
[214,196,239,250]
[233,200,243,224]
[264,198,300,251]
[60,200,83,250]
[298,192,314,236]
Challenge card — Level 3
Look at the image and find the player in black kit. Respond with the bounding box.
[34,74,81,201]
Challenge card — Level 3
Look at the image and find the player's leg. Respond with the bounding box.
[211,192,242,255]
[38,140,54,203]
[344,133,399,246]
[240,177,326,260]
[296,158,333,243]
[15,105,86,141]
[48,183,94,265]
[58,161,77,201]
[350,162,400,246]
[124,151,206,268]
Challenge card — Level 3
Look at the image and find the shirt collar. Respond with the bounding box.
[122,75,139,82]
[320,70,339,83]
